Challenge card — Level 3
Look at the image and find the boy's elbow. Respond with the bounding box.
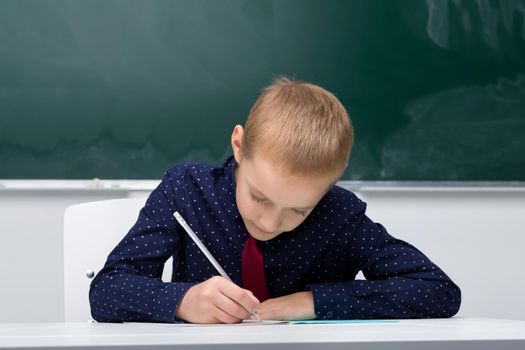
[89,286,107,322]
[413,280,461,319]
[445,283,462,317]
[88,276,121,323]
[89,291,124,323]
[437,281,462,318]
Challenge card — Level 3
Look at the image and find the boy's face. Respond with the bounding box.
[232,126,334,241]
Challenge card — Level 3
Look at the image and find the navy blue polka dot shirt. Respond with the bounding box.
[89,156,461,322]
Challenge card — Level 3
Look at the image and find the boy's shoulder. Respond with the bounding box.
[165,160,215,175]
[162,157,234,184]
[298,184,367,234]
[316,184,367,218]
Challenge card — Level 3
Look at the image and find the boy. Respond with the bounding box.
[89,78,461,323]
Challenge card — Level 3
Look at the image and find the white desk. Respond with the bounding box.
[1,318,525,350]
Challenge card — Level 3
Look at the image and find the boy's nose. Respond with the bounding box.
[258,213,281,233]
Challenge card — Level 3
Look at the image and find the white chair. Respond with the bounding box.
[63,198,173,322]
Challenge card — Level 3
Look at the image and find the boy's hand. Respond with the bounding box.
[175,276,260,323]
[254,291,316,321]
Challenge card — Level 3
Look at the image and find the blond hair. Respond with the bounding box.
[242,77,354,180]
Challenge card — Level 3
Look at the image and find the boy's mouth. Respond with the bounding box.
[254,225,274,235]
[247,221,277,239]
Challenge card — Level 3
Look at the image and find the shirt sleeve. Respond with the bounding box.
[89,169,194,323]
[307,209,461,320]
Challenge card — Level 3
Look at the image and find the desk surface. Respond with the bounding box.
[1,318,525,350]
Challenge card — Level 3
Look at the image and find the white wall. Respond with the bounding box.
[0,181,523,322]
[0,180,156,323]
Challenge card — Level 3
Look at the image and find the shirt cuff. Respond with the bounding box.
[152,282,195,323]
[307,282,356,320]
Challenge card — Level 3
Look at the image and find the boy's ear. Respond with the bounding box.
[231,125,244,164]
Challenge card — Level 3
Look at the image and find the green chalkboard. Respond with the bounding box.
[0,0,524,180]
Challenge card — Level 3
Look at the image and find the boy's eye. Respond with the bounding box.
[251,193,265,203]
[293,209,307,217]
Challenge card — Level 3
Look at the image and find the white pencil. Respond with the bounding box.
[173,211,261,322]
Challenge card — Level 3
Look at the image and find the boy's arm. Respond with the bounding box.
[306,214,462,320]
[88,169,194,323]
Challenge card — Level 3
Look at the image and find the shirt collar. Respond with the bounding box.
[222,155,242,221]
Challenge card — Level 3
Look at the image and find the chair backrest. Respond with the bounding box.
[63,198,173,322]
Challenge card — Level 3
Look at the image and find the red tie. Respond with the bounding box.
[242,236,270,302]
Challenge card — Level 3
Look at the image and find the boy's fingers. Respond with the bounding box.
[245,289,259,303]
[236,288,261,314]
[212,306,242,324]
[214,293,251,320]
[218,281,260,315]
